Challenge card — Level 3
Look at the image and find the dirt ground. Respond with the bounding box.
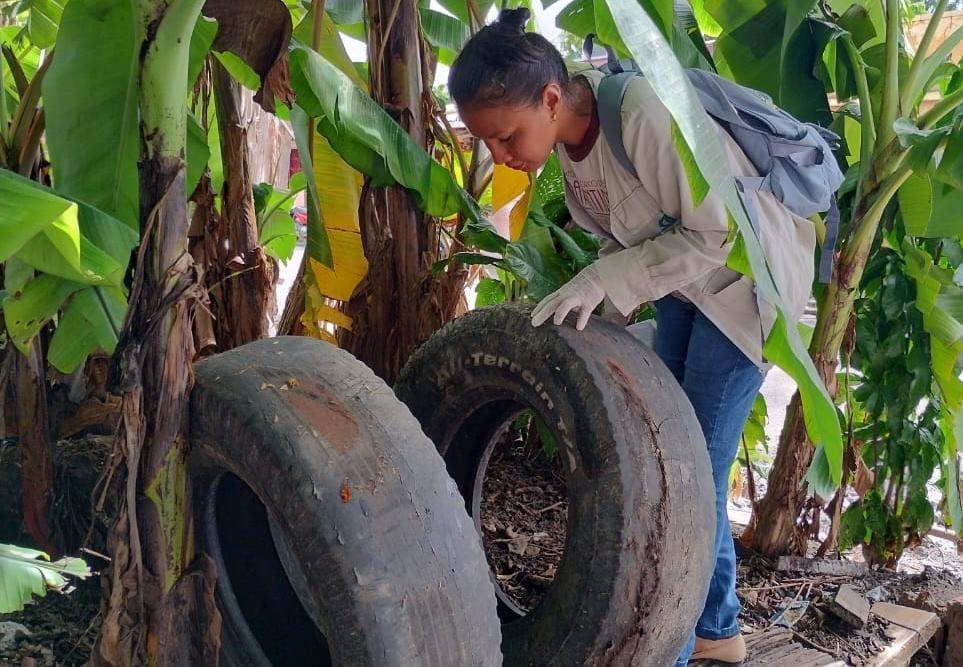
[0,576,101,667]
[732,549,961,665]
[478,420,568,613]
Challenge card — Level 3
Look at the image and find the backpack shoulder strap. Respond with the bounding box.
[818,194,840,283]
[596,71,639,179]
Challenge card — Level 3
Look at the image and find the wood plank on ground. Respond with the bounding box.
[829,584,870,627]
[869,602,941,667]
[776,556,870,577]
[695,602,941,666]
[696,627,839,667]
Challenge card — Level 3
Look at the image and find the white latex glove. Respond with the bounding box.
[531,264,606,331]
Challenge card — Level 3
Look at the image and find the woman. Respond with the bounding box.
[448,8,816,666]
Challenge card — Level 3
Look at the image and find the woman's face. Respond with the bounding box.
[460,93,559,173]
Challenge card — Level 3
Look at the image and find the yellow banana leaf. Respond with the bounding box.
[294,11,368,344]
[301,281,342,345]
[492,164,534,241]
[302,131,367,337]
[492,164,529,212]
[508,174,535,241]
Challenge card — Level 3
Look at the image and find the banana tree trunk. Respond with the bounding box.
[337,0,429,382]
[12,343,56,555]
[339,0,468,383]
[750,283,851,555]
[278,256,306,335]
[93,1,219,663]
[209,61,275,349]
[751,185,899,556]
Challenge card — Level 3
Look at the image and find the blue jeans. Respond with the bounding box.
[652,296,764,666]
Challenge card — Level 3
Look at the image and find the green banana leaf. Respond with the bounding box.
[0,168,136,276]
[420,7,469,65]
[290,44,461,216]
[292,9,367,90]
[902,240,963,531]
[557,0,597,42]
[0,169,134,355]
[558,0,712,70]
[3,258,32,294]
[0,168,77,259]
[47,285,126,373]
[703,1,831,124]
[23,0,64,49]
[42,0,139,230]
[213,51,261,90]
[1,25,42,86]
[0,543,89,614]
[2,274,83,352]
[315,115,394,187]
[828,0,885,46]
[929,186,963,239]
[290,104,334,268]
[324,0,363,26]
[898,172,934,237]
[434,0,497,26]
[903,24,963,109]
[287,43,504,247]
[186,111,210,197]
[15,230,124,286]
[599,0,843,496]
[934,125,963,199]
[188,15,217,87]
[254,176,304,263]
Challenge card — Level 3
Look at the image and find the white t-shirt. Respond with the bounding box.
[560,143,609,232]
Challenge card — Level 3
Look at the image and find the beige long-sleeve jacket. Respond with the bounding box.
[560,71,816,368]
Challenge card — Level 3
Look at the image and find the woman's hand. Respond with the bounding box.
[531,264,606,331]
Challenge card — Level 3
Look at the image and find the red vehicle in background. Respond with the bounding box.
[289,149,308,239]
[290,205,307,239]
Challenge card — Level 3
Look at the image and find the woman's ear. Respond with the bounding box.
[542,83,563,115]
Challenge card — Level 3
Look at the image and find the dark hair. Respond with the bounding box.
[448,8,570,109]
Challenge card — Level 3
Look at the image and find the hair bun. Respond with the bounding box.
[494,7,530,35]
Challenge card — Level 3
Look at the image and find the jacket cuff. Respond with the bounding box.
[594,251,651,316]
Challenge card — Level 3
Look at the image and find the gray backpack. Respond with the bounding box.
[594,57,844,282]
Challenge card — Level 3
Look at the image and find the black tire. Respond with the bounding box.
[394,304,715,666]
[190,336,502,666]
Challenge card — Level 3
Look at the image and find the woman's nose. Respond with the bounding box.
[486,141,509,165]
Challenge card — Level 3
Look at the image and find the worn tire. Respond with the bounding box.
[395,304,715,666]
[190,336,501,666]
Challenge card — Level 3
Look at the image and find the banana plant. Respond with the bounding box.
[0,171,133,366]
[2,0,218,376]
[89,0,220,663]
[435,154,599,304]
[1,19,129,555]
[902,239,963,535]
[281,0,960,549]
[748,0,963,555]
[253,172,306,264]
[833,232,961,565]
